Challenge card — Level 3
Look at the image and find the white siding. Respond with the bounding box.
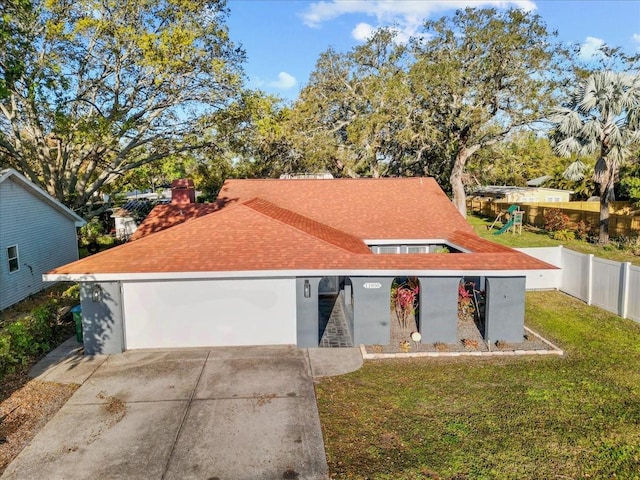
[121,278,297,349]
[0,178,80,309]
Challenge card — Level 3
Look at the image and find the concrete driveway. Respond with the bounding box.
[2,342,362,480]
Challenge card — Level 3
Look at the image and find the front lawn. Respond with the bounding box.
[315,291,640,479]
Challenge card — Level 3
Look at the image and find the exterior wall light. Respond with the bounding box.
[91,284,103,302]
[304,280,311,298]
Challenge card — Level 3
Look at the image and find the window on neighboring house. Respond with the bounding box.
[7,245,19,272]
[546,196,561,202]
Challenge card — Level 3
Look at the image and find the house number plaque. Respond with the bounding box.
[363,282,382,289]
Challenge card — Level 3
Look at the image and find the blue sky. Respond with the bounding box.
[226,0,640,101]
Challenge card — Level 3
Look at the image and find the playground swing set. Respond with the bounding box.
[487,204,524,235]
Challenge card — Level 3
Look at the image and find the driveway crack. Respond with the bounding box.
[160,350,210,480]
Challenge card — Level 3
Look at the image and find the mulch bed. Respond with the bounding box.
[0,284,80,474]
[0,375,79,474]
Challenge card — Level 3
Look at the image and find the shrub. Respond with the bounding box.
[612,235,640,256]
[62,283,80,300]
[29,303,58,352]
[551,229,576,241]
[575,220,592,240]
[4,320,33,365]
[0,335,11,374]
[0,300,60,378]
[79,217,104,245]
[544,208,570,233]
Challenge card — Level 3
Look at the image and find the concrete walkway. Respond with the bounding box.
[2,339,362,480]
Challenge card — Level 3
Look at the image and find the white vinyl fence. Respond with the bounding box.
[517,246,640,323]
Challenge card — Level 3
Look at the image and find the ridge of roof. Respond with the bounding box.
[222,177,433,182]
[243,198,372,255]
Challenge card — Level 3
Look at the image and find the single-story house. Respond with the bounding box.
[44,178,557,354]
[1,168,86,310]
[472,185,573,203]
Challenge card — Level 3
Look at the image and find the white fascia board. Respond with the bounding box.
[43,268,535,283]
[365,238,449,245]
[364,239,472,253]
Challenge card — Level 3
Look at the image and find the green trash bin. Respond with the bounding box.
[71,304,83,343]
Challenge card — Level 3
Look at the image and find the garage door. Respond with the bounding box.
[122,278,297,349]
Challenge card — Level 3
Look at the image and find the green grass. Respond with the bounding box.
[316,291,640,479]
[467,215,640,266]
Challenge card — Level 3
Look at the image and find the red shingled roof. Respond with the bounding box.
[49,201,363,275]
[129,202,224,241]
[244,198,372,254]
[217,177,474,240]
[48,178,556,276]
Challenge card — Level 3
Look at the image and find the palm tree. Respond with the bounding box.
[551,71,640,245]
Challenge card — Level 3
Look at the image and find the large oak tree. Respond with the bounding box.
[0,0,244,216]
[410,8,568,216]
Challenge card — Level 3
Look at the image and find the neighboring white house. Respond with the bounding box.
[472,185,573,203]
[0,168,86,310]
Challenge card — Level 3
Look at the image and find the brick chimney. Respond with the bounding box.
[171,179,195,204]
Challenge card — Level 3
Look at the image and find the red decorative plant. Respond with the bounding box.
[393,282,419,329]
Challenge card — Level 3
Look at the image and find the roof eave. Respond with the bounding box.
[43,265,557,283]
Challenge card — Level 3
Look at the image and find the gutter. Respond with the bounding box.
[43,267,556,283]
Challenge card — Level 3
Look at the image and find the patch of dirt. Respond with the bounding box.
[379,431,404,450]
[95,392,127,429]
[255,393,277,406]
[0,379,78,474]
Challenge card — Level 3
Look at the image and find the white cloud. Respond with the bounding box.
[578,36,605,61]
[352,22,375,41]
[302,0,536,44]
[302,0,537,29]
[268,71,297,90]
[633,33,640,50]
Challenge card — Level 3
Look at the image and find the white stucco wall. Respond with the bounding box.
[515,247,562,290]
[121,278,297,349]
